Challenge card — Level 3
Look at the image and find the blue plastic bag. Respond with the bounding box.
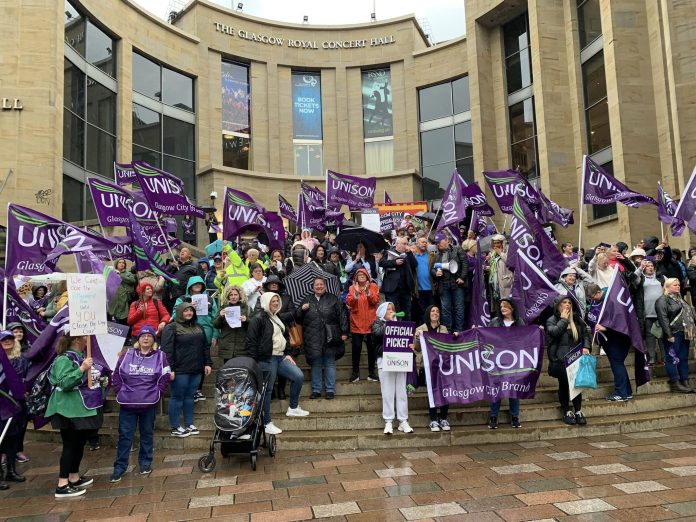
[575,355,597,389]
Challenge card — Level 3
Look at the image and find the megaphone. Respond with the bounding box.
[434,261,459,274]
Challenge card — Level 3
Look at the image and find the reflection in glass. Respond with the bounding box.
[132,145,161,168]
[508,98,536,143]
[503,14,528,57]
[510,137,538,179]
[592,161,617,219]
[164,155,196,198]
[85,185,97,220]
[64,59,85,116]
[422,163,455,201]
[222,61,251,134]
[455,157,474,185]
[421,127,454,168]
[505,48,532,95]
[222,135,250,169]
[132,52,161,100]
[452,76,470,115]
[577,0,602,49]
[132,104,161,151]
[63,108,85,166]
[86,21,115,77]
[62,176,84,222]
[294,144,324,177]
[163,68,194,111]
[86,125,115,178]
[64,0,85,56]
[582,52,607,107]
[163,116,195,159]
[86,79,116,133]
[587,102,610,154]
[418,83,452,122]
[365,140,394,174]
[454,121,473,162]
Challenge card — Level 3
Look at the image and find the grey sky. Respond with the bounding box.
[133,0,466,43]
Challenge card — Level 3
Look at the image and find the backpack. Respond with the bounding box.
[26,366,54,418]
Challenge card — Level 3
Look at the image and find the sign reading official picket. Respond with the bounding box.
[382,320,415,372]
[67,273,108,336]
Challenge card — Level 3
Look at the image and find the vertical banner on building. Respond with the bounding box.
[221,61,251,134]
[361,68,392,138]
[292,72,322,140]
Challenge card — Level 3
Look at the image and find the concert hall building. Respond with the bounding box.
[1,0,694,248]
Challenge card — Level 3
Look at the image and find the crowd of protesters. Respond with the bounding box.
[2,213,696,498]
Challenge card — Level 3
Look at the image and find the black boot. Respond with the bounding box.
[671,380,690,393]
[277,377,287,401]
[0,468,8,490]
[5,464,25,483]
[680,380,695,393]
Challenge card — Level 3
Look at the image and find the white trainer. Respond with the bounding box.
[384,421,393,435]
[265,422,283,435]
[398,421,414,433]
[286,406,310,417]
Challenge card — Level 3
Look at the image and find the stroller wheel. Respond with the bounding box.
[198,454,216,473]
[250,453,257,471]
[268,434,277,457]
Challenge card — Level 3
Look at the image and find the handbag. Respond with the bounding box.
[325,324,340,345]
[288,323,303,349]
[650,310,682,339]
[575,355,598,389]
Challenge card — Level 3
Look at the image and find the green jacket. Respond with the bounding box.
[213,303,250,359]
[173,276,220,343]
[45,351,96,419]
[108,269,137,320]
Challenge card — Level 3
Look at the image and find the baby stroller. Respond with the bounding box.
[198,356,276,472]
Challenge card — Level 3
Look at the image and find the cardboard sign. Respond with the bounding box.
[67,273,108,336]
[382,320,416,372]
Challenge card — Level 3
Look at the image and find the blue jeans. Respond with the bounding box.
[169,372,202,429]
[603,334,632,397]
[259,356,305,425]
[489,398,520,417]
[114,406,156,474]
[310,353,336,395]
[665,332,690,382]
[440,286,465,332]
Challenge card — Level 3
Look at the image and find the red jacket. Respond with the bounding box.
[345,268,380,334]
[127,297,170,336]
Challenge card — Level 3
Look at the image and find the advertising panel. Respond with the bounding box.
[222,61,251,134]
[292,72,322,140]
[361,68,392,138]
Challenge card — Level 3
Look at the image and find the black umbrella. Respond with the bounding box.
[415,211,438,222]
[335,227,389,254]
[285,263,341,307]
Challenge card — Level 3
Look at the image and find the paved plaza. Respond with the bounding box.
[4,426,696,521]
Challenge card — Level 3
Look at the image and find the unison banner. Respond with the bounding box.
[133,162,204,218]
[114,162,137,186]
[278,195,297,223]
[484,170,540,214]
[326,170,376,209]
[88,178,133,227]
[582,156,656,207]
[421,326,544,408]
[292,72,322,140]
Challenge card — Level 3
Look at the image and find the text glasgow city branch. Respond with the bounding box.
[214,22,396,49]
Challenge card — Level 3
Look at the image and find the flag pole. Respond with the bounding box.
[660,221,665,239]
[501,215,508,235]
[3,203,9,330]
[488,217,500,234]
[578,155,587,251]
[155,220,178,262]
[425,207,443,239]
[86,336,93,388]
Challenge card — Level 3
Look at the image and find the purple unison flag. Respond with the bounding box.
[222,188,285,249]
[260,212,287,251]
[421,326,544,407]
[536,190,574,228]
[384,191,392,204]
[128,208,178,285]
[595,268,651,387]
[507,195,568,281]
[25,307,72,385]
[484,170,541,214]
[470,209,490,238]
[0,346,24,420]
[114,162,137,186]
[75,251,122,307]
[301,182,324,206]
[437,171,468,230]
[297,192,324,231]
[510,251,560,322]
[98,235,135,262]
[326,170,377,210]
[0,268,45,345]
[582,155,657,207]
[278,195,297,223]
[469,245,490,328]
[132,162,204,218]
[674,166,696,228]
[657,182,686,236]
[88,178,133,227]
[5,204,115,277]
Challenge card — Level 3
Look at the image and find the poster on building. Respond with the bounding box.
[221,62,251,134]
[362,68,392,138]
[292,72,323,140]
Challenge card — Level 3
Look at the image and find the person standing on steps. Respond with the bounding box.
[379,236,417,320]
[214,285,250,364]
[346,268,380,383]
[0,331,27,491]
[546,296,591,426]
[372,302,413,435]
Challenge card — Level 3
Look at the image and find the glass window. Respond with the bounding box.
[132,52,161,100]
[86,125,115,177]
[132,145,161,168]
[418,83,453,122]
[455,157,474,185]
[452,76,470,115]
[132,104,161,151]
[85,185,97,220]
[294,144,324,177]
[222,61,251,134]
[511,137,538,179]
[222,135,250,169]
[582,52,607,107]
[163,116,195,159]
[63,108,84,166]
[586,102,610,153]
[162,67,194,112]
[86,79,116,133]
[454,121,473,162]
[64,59,85,116]
[62,176,84,222]
[365,140,394,174]
[505,48,532,94]
[509,98,536,143]
[86,21,115,77]
[421,127,454,169]
[577,0,602,49]
[64,0,85,56]
[163,155,196,198]
[422,163,455,201]
[503,14,529,57]
[592,161,617,219]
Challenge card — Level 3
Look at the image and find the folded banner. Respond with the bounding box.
[0,268,45,344]
[88,178,134,227]
[510,251,560,322]
[437,171,494,230]
[484,169,541,214]
[6,204,116,277]
[222,187,285,250]
[326,170,376,209]
[657,182,686,236]
[301,182,325,207]
[421,326,544,408]
[536,190,574,228]
[114,162,137,186]
[278,194,297,223]
[469,245,490,328]
[582,155,657,207]
[133,162,204,218]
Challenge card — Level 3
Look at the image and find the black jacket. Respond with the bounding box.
[655,294,687,338]
[379,250,417,294]
[295,292,349,362]
[169,261,198,302]
[656,247,683,281]
[245,311,290,363]
[160,303,212,373]
[371,319,387,358]
[546,305,591,368]
[431,246,468,293]
[489,316,525,327]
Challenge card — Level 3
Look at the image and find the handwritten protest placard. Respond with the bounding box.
[67,273,107,336]
[382,320,415,372]
[224,306,241,328]
[191,294,209,316]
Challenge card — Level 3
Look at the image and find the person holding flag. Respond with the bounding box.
[0,331,27,490]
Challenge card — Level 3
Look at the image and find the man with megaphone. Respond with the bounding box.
[431,231,469,332]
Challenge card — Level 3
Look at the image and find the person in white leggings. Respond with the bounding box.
[371,302,413,435]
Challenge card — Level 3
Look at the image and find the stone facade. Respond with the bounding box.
[0,0,694,249]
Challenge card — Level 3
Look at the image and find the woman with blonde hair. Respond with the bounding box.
[589,251,613,288]
[214,285,250,363]
[656,278,696,392]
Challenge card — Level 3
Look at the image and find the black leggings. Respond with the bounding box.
[351,333,376,373]
[59,428,97,479]
[429,405,449,422]
[557,371,582,413]
[0,426,19,468]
